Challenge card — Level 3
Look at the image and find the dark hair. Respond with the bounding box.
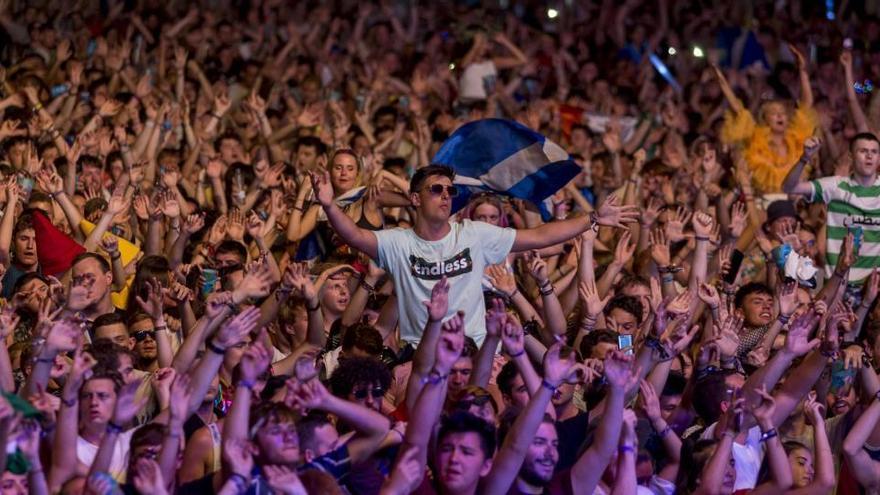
[296,411,333,453]
[215,240,248,264]
[662,372,687,397]
[84,197,108,220]
[462,336,478,359]
[604,295,644,324]
[692,370,737,424]
[90,339,136,372]
[328,356,391,398]
[851,132,880,151]
[93,312,125,330]
[72,252,111,273]
[249,402,298,432]
[84,369,124,394]
[579,329,618,360]
[12,212,33,237]
[409,164,455,195]
[295,136,327,155]
[130,422,165,450]
[497,360,520,398]
[340,323,383,355]
[126,255,171,318]
[437,411,497,459]
[734,282,773,309]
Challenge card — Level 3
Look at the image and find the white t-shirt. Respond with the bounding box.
[77,428,137,483]
[459,60,497,101]
[375,220,516,346]
[700,423,764,491]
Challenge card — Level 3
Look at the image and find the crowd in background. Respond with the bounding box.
[5,0,880,494]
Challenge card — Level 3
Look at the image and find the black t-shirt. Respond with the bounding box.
[554,412,590,472]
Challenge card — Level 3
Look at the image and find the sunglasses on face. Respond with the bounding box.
[456,395,492,410]
[352,387,385,400]
[424,184,460,197]
[133,330,155,342]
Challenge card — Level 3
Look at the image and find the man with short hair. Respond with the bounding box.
[783,133,880,282]
[312,163,638,345]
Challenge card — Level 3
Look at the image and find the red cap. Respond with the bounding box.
[30,209,86,277]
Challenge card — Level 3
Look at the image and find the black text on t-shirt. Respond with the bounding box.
[409,249,473,280]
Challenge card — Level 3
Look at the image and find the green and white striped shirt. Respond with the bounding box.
[811,175,880,283]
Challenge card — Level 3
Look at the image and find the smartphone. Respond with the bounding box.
[201,268,218,297]
[618,334,634,355]
[723,249,745,285]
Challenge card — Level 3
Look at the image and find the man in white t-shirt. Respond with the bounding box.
[310,164,638,345]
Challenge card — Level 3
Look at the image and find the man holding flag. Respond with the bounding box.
[309,119,639,345]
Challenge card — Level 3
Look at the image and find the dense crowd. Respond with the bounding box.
[5,0,880,494]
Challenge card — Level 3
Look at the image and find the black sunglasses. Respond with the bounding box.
[133,330,155,342]
[353,387,385,400]
[424,184,460,197]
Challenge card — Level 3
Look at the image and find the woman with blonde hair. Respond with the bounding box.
[713,45,817,195]
[287,149,409,261]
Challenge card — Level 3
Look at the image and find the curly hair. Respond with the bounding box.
[328,355,391,398]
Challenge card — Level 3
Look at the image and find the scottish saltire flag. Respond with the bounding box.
[295,186,367,261]
[432,119,581,219]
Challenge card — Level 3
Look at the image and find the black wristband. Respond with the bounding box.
[106,421,124,434]
[206,339,226,355]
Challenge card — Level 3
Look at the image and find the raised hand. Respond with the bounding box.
[783,310,821,357]
[309,170,335,207]
[526,251,549,286]
[226,208,245,241]
[665,207,692,243]
[638,379,662,422]
[649,228,671,268]
[135,277,165,321]
[698,282,721,311]
[150,368,176,410]
[485,297,507,339]
[500,317,526,358]
[595,193,640,228]
[214,306,262,349]
[183,212,206,235]
[132,458,169,495]
[113,378,148,426]
[578,280,611,318]
[604,350,638,392]
[692,211,714,237]
[239,337,272,383]
[613,230,636,266]
[803,136,821,159]
[542,341,577,388]
[749,385,777,430]
[435,311,465,374]
[232,262,274,303]
[264,464,307,495]
[486,264,517,297]
[283,263,318,302]
[713,314,743,358]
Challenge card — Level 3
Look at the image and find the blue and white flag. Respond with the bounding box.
[432,118,581,219]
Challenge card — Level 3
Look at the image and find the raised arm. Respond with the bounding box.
[400,312,465,470]
[512,193,638,252]
[840,51,871,133]
[470,298,505,388]
[481,341,575,495]
[790,44,814,108]
[782,137,820,197]
[290,377,390,464]
[843,393,880,489]
[570,351,637,493]
[404,278,449,412]
[312,170,378,259]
